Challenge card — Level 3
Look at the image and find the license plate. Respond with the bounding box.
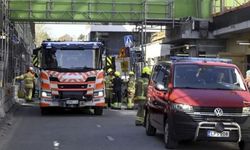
[207,130,230,138]
[66,100,79,105]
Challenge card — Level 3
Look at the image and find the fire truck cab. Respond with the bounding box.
[33,41,105,115]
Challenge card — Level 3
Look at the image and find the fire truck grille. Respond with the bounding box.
[58,84,88,89]
[56,91,92,101]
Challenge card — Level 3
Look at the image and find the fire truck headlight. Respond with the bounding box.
[42,91,51,97]
[94,91,104,97]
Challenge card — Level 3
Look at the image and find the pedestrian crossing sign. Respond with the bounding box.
[124,35,133,48]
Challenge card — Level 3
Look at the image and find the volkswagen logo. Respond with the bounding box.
[214,108,223,117]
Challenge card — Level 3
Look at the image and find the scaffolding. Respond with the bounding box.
[0,0,9,88]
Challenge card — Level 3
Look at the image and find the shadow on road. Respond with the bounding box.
[150,133,238,150]
[14,105,106,118]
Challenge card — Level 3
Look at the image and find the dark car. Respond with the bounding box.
[145,57,250,149]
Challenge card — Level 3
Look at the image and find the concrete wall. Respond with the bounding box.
[219,32,250,75]
[226,33,250,54]
[90,31,153,55]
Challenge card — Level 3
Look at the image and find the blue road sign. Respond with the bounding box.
[124,35,133,48]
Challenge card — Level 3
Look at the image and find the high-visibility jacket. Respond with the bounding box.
[134,77,149,101]
[127,76,136,93]
[104,75,114,90]
[16,72,35,89]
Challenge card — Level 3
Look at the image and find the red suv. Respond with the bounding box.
[145,57,250,149]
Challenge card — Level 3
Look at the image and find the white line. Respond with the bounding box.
[53,140,60,150]
[106,136,115,141]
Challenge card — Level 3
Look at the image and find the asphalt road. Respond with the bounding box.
[0,105,239,150]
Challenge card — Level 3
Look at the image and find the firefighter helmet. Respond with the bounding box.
[114,71,121,77]
[107,68,113,73]
[142,66,151,75]
[28,67,34,72]
[129,71,134,76]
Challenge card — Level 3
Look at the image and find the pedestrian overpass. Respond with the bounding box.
[8,0,213,24]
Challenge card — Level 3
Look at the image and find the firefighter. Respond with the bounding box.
[245,70,250,88]
[105,68,114,107]
[111,71,123,108]
[127,71,135,109]
[134,66,151,126]
[15,67,36,102]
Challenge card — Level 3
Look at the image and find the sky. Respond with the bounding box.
[44,24,89,40]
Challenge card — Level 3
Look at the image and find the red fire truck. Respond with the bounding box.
[33,41,105,115]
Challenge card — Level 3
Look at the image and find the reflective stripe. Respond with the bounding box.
[136,116,144,122]
[50,84,58,89]
[87,90,93,94]
[41,79,50,84]
[96,79,103,84]
[42,89,51,92]
[51,91,59,95]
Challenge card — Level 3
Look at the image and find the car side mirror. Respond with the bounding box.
[156,83,168,91]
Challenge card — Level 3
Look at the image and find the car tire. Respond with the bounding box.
[164,119,178,149]
[239,141,250,150]
[145,113,156,136]
[94,107,103,115]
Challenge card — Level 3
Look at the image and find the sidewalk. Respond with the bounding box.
[0,98,39,129]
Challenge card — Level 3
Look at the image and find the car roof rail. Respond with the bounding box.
[170,56,232,63]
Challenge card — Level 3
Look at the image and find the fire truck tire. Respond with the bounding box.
[94,107,103,115]
[41,108,50,115]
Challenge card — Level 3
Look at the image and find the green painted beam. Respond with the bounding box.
[9,0,212,23]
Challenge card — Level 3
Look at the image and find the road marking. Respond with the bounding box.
[106,136,115,141]
[96,124,102,128]
[53,140,60,150]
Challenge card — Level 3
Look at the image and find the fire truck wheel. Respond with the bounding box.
[41,108,50,115]
[94,107,103,115]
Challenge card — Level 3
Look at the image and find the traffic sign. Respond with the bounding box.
[124,35,133,48]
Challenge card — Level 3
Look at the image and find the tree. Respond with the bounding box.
[58,34,73,41]
[77,34,86,41]
[35,24,50,47]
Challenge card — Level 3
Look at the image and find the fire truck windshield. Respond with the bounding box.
[44,49,97,70]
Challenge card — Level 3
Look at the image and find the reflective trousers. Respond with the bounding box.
[135,100,146,125]
[25,88,33,101]
[127,93,135,108]
[105,89,113,107]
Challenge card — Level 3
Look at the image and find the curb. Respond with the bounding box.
[0,103,20,131]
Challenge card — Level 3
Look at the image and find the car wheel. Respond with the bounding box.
[94,107,103,115]
[164,119,178,149]
[145,113,156,136]
[239,141,250,150]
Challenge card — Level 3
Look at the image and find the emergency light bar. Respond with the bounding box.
[170,57,232,63]
[42,41,103,49]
